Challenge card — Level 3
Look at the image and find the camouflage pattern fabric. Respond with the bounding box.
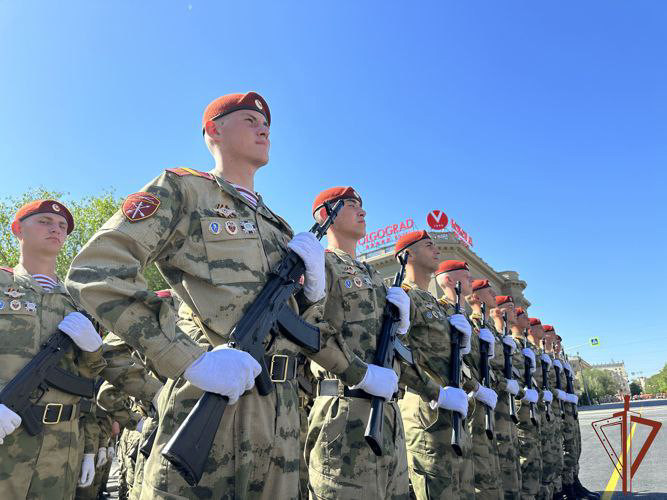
[397,281,474,500]
[130,415,158,500]
[0,265,106,499]
[545,354,565,494]
[118,427,142,500]
[76,402,114,499]
[562,399,578,485]
[66,171,366,499]
[304,249,415,499]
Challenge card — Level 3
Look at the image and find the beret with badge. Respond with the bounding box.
[12,200,74,235]
[202,91,270,134]
[312,186,362,218]
[394,230,430,257]
[435,260,469,276]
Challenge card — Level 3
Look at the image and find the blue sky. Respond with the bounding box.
[1,1,665,378]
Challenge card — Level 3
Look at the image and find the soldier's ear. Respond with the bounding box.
[10,220,21,237]
[204,120,220,139]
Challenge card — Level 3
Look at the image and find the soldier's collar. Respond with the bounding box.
[13,263,65,294]
[213,175,263,213]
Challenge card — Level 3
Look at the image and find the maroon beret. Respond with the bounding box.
[472,279,490,292]
[394,230,430,256]
[155,289,172,298]
[202,91,270,133]
[515,307,525,317]
[312,186,362,217]
[435,260,469,276]
[12,200,74,234]
[529,317,542,326]
[542,325,555,332]
[495,295,514,306]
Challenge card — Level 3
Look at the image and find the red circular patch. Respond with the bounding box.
[122,193,161,222]
[427,210,448,230]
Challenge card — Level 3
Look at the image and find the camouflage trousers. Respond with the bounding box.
[562,406,578,485]
[0,411,83,499]
[495,403,522,499]
[539,405,564,498]
[516,402,542,500]
[575,417,582,475]
[305,393,409,499]
[398,391,475,500]
[129,415,157,500]
[469,398,503,500]
[142,375,301,500]
[118,428,142,500]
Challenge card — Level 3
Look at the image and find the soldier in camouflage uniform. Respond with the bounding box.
[392,232,472,499]
[76,393,114,499]
[0,200,106,499]
[304,188,440,499]
[67,92,368,499]
[511,308,544,500]
[442,266,501,500]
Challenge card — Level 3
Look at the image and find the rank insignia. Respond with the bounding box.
[353,277,363,288]
[122,192,161,222]
[344,279,353,289]
[4,288,25,299]
[225,221,239,235]
[209,222,221,235]
[10,300,21,311]
[215,204,237,218]
[24,302,37,312]
[240,221,256,234]
[0,300,4,310]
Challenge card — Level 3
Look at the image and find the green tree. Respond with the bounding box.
[0,188,168,291]
[629,381,642,396]
[646,363,667,394]
[580,368,622,403]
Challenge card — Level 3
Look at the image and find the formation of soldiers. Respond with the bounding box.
[0,91,599,499]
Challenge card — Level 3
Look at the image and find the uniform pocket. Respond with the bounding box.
[200,217,264,284]
[0,304,38,354]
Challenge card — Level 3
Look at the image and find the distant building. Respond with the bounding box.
[591,361,631,395]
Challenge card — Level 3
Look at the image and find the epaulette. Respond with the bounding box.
[165,167,215,180]
[0,266,13,274]
[401,283,413,291]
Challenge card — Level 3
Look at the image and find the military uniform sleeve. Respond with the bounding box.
[98,410,113,449]
[82,409,100,454]
[302,262,367,387]
[66,172,207,379]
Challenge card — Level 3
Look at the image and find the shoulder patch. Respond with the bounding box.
[122,192,161,222]
[166,167,215,180]
[0,266,13,274]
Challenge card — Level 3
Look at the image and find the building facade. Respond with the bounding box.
[590,361,631,396]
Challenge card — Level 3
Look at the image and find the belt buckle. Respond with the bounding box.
[270,354,289,383]
[43,403,64,425]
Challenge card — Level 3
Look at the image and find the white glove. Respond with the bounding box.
[505,379,519,396]
[522,348,536,372]
[502,335,517,354]
[478,328,495,359]
[432,386,468,418]
[449,314,472,352]
[184,344,262,404]
[522,388,538,404]
[58,312,102,352]
[96,447,108,468]
[386,287,410,335]
[288,232,325,302]
[351,364,398,401]
[553,359,563,370]
[107,445,115,460]
[79,453,95,487]
[563,361,572,374]
[0,404,21,444]
[542,390,553,403]
[540,353,552,366]
[473,385,498,410]
[567,393,579,405]
[555,389,567,401]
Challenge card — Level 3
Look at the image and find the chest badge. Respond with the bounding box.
[4,288,25,299]
[426,311,433,319]
[24,302,37,313]
[215,204,237,218]
[363,277,372,286]
[10,299,21,311]
[353,277,363,288]
[0,300,4,310]
[209,222,221,235]
[225,221,239,235]
[344,279,353,289]
[240,221,256,234]
[344,266,356,276]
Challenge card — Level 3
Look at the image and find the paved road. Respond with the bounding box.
[579,400,667,499]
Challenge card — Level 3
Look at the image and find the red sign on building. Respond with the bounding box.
[427,210,448,230]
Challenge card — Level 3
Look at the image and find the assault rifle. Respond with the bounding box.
[364,253,414,456]
[450,281,465,455]
[0,331,96,436]
[478,302,494,440]
[502,311,519,424]
[554,356,566,419]
[162,200,344,486]
[522,329,538,427]
[540,338,552,422]
[564,354,578,420]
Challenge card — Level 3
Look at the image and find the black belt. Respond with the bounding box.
[317,379,373,400]
[32,403,78,425]
[265,354,298,382]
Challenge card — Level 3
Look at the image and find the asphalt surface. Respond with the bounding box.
[578,400,667,499]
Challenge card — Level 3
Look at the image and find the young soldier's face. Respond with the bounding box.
[14,213,68,255]
[530,325,544,341]
[409,239,440,272]
[516,314,530,329]
[437,269,472,296]
[499,303,516,325]
[332,199,366,239]
[215,110,270,167]
[478,287,497,309]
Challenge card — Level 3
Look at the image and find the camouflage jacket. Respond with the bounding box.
[0,264,106,405]
[66,170,357,381]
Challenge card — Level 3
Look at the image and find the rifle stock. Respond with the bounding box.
[502,311,518,424]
